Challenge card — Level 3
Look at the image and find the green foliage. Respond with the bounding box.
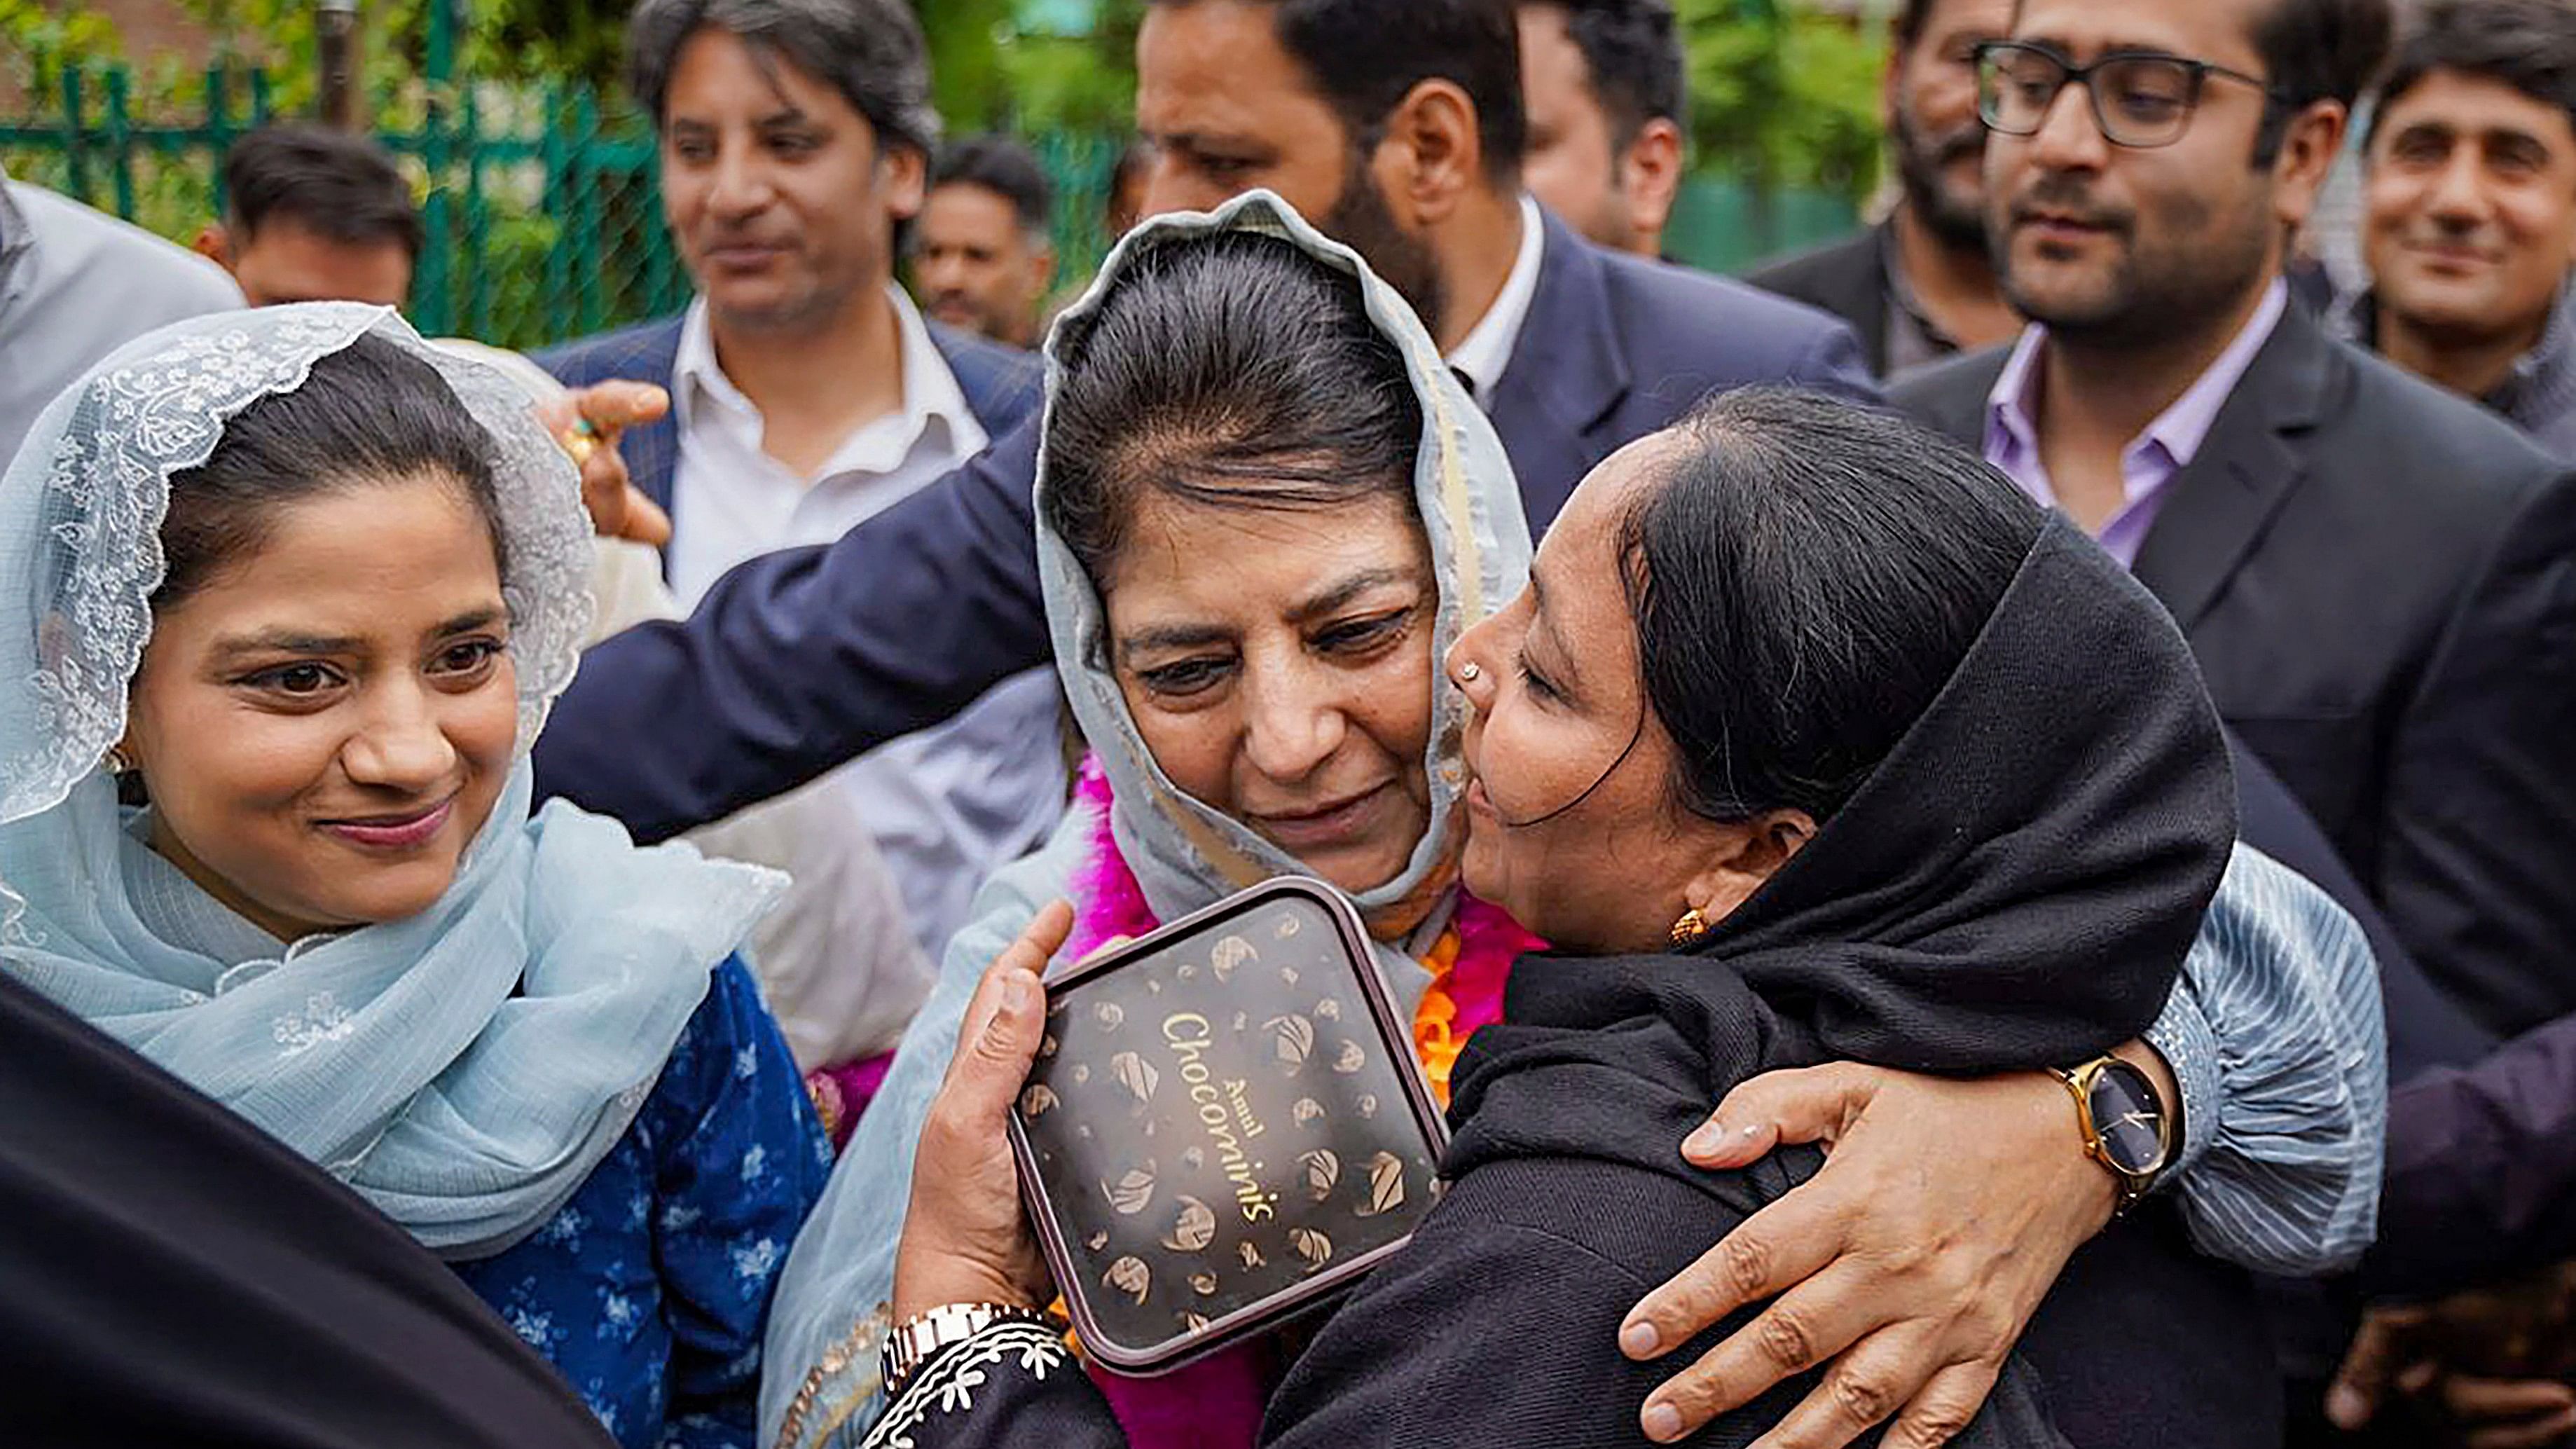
[1676,1,1887,203]
[481,0,633,97]
[918,0,1140,135]
[1,0,126,84]
[151,0,617,120]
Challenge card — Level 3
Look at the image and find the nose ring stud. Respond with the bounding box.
[1457,661,1482,682]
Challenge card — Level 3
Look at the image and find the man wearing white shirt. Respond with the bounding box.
[542,0,1059,987]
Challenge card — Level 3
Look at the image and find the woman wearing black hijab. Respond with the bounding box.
[867,390,2273,1448]
[0,970,617,1449]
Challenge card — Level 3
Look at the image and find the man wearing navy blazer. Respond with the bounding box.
[533,0,1875,838]
[537,315,1038,538]
[534,0,1062,967]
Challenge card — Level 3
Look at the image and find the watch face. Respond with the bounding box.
[2085,1060,2169,1176]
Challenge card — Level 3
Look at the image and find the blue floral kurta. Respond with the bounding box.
[453,957,832,1449]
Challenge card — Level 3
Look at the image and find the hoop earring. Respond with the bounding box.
[104,746,135,776]
[1668,907,1711,949]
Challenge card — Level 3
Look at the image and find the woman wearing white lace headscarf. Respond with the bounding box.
[0,303,831,1449]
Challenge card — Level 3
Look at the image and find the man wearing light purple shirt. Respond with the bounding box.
[1892,0,2576,1052]
[1982,277,2287,565]
[1894,2,2576,1442]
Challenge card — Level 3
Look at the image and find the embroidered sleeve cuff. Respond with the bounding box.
[860,1320,1075,1449]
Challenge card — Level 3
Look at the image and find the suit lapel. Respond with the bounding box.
[1488,210,1632,529]
[2130,308,2332,632]
[621,318,685,517]
[1898,349,2007,448]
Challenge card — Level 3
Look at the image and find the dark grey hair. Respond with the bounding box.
[931,135,1056,244]
[1042,230,1424,591]
[624,0,942,159]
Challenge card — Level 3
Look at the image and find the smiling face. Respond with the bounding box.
[1100,489,1438,900]
[1986,0,2295,342]
[659,26,923,334]
[2366,68,2576,350]
[119,476,518,943]
[1448,437,1808,955]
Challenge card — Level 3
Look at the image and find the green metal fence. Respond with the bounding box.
[1,59,686,351]
[1,53,1127,353]
[4,39,1834,348]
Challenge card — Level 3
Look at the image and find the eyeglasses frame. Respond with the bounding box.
[1971,39,2289,151]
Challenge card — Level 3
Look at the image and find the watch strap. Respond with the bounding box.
[880,1302,1050,1399]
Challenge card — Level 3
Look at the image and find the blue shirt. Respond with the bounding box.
[455,957,832,1449]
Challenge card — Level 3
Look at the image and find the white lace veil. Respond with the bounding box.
[0,304,782,1259]
[0,303,594,826]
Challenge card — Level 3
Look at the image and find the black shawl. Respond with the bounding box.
[1440,517,2254,1448]
[0,972,616,1449]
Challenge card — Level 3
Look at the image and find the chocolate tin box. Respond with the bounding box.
[1008,877,1448,1375]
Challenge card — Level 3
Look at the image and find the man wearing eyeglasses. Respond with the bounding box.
[1893,0,2576,1052]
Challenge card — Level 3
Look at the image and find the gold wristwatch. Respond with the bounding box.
[880,1301,1049,1397]
[2051,1055,2174,1212]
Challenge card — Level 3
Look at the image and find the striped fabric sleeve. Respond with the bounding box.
[2144,842,2387,1275]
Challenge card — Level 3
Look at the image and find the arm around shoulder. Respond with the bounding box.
[534,418,1052,842]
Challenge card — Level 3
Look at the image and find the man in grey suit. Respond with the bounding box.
[1891,0,2576,1041]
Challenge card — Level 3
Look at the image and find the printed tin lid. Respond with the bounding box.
[1008,877,1448,1375]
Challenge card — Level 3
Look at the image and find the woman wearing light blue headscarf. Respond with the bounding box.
[0,304,831,1449]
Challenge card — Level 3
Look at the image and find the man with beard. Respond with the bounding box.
[911,135,1056,348]
[537,0,1874,844]
[1892,0,2576,1045]
[1747,0,2021,376]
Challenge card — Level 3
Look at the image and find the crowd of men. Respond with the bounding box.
[6,0,2576,1443]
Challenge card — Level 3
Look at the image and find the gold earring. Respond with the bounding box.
[1669,907,1711,949]
[104,746,135,776]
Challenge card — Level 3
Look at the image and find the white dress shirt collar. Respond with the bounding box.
[1445,193,1548,405]
[671,283,986,484]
